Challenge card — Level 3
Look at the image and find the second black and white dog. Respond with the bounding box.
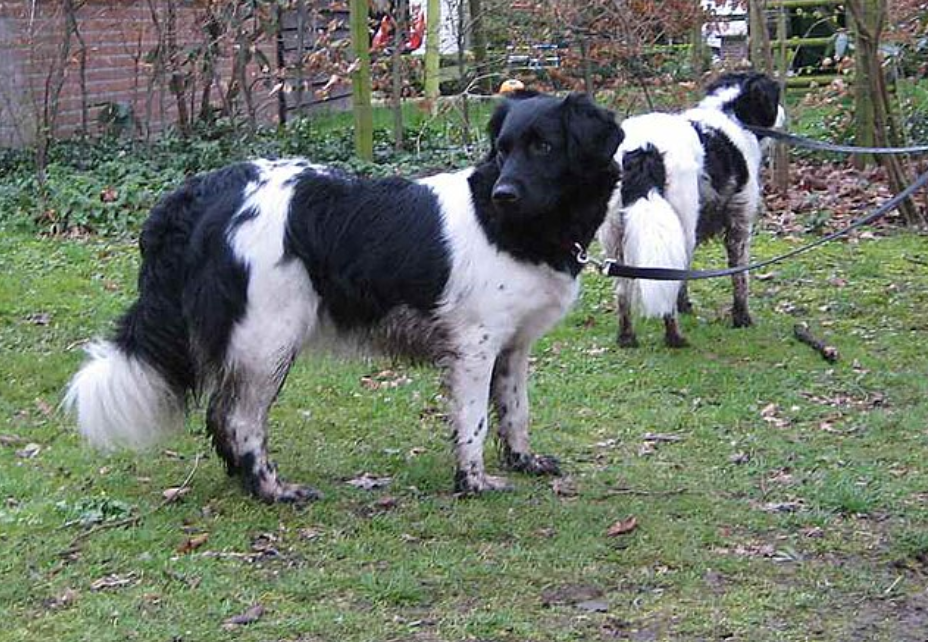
[598,72,783,347]
[64,92,622,502]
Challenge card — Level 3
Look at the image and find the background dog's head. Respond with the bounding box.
[486,92,623,218]
[704,72,782,129]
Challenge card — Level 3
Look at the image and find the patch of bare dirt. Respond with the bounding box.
[845,590,928,642]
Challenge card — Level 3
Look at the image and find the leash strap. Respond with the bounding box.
[747,126,928,155]
[584,167,928,281]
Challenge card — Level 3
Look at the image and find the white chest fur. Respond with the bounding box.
[420,169,579,351]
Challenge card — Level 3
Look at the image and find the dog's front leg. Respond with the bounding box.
[492,346,560,476]
[449,349,511,495]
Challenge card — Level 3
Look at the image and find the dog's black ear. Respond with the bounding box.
[486,100,512,157]
[733,74,781,128]
[486,91,541,155]
[561,93,623,170]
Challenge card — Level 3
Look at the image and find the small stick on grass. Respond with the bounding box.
[793,322,839,363]
[604,487,688,497]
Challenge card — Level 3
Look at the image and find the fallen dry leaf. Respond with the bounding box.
[15,443,41,459]
[540,583,603,607]
[0,434,25,447]
[177,533,209,554]
[576,599,609,613]
[373,495,399,511]
[162,486,190,502]
[729,451,750,465]
[637,442,657,457]
[606,516,638,537]
[90,572,138,592]
[551,476,578,497]
[43,588,78,611]
[346,473,392,490]
[24,312,51,326]
[760,403,791,429]
[34,399,54,417]
[298,527,323,540]
[222,604,265,630]
[360,369,411,390]
[643,432,683,443]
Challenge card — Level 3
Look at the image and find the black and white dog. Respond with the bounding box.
[598,72,783,347]
[64,92,622,502]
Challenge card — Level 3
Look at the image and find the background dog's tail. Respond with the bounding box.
[64,181,201,450]
[620,145,688,318]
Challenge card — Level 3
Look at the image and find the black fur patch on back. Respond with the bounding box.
[283,170,452,330]
[620,144,666,204]
[115,162,257,394]
[181,163,256,373]
[691,123,749,196]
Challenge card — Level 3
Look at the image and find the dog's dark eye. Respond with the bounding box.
[496,143,509,165]
[531,140,552,156]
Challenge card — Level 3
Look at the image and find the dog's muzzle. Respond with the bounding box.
[491,181,521,206]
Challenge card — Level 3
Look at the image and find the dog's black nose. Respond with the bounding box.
[492,183,520,204]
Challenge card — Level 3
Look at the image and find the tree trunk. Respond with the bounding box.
[165,0,191,137]
[467,0,490,93]
[456,0,471,146]
[392,0,408,150]
[64,0,88,135]
[423,0,441,113]
[848,0,924,226]
[749,1,789,195]
[350,0,374,161]
[37,0,74,185]
[579,33,594,95]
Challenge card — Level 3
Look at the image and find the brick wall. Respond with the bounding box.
[0,0,282,147]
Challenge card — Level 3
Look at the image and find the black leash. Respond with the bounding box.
[747,126,928,155]
[578,166,928,281]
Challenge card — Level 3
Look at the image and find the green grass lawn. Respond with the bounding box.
[2,226,927,641]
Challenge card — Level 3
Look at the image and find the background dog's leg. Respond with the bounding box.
[617,281,639,348]
[677,282,694,314]
[726,219,753,328]
[449,349,510,494]
[492,346,560,476]
[663,314,689,348]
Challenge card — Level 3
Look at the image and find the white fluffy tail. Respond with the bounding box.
[622,191,688,318]
[63,340,184,450]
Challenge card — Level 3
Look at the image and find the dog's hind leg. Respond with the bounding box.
[663,314,689,348]
[206,263,319,504]
[492,345,560,476]
[598,207,639,348]
[726,215,754,328]
[207,351,320,504]
[677,282,694,314]
[616,282,640,348]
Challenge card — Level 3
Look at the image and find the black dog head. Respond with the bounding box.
[486,92,623,218]
[706,71,782,129]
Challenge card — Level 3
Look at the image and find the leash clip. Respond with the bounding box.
[573,243,616,275]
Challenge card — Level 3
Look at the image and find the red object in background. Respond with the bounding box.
[370,4,426,53]
[406,5,424,51]
[371,15,393,50]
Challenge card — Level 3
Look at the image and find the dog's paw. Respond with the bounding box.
[664,333,690,349]
[253,479,323,505]
[454,471,514,495]
[618,333,639,348]
[503,451,562,476]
